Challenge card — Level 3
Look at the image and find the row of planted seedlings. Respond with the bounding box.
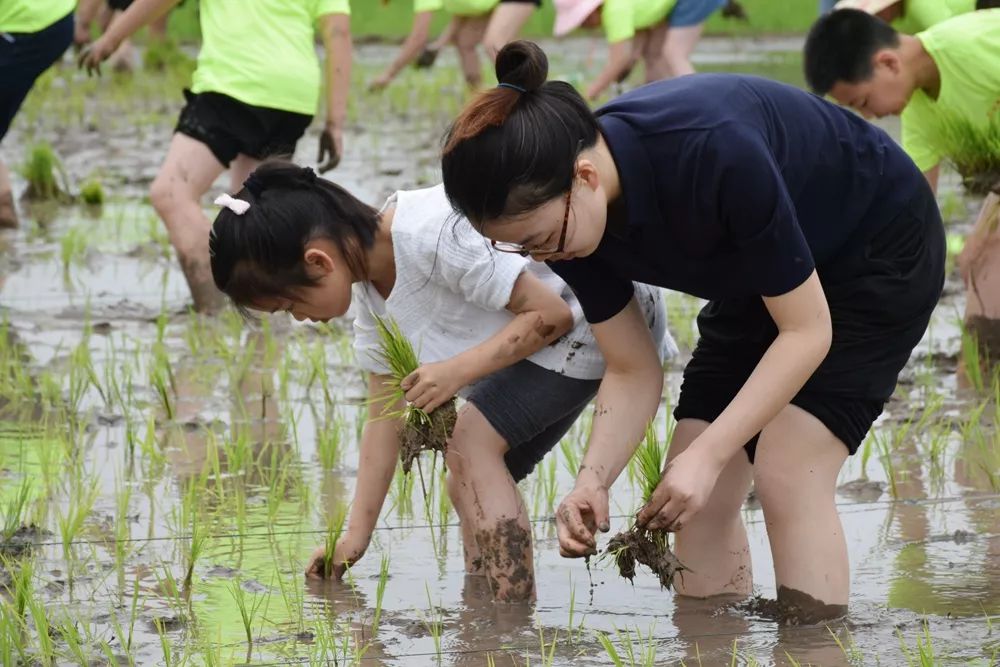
[0,302,385,664]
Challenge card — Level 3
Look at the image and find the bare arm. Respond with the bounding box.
[402,271,575,412]
[555,297,664,557]
[639,271,832,530]
[318,11,352,171]
[372,11,435,90]
[97,0,179,46]
[306,373,403,578]
[74,0,105,46]
[585,39,634,102]
[78,0,179,71]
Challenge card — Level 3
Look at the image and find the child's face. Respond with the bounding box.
[828,50,912,119]
[251,242,353,323]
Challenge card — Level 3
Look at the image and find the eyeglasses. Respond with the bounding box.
[491,190,571,257]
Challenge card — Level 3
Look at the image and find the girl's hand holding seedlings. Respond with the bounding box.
[401,359,468,412]
[304,531,370,581]
[636,446,726,532]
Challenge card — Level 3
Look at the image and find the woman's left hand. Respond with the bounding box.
[636,445,727,532]
[401,360,467,412]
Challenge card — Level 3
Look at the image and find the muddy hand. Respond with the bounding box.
[401,361,464,412]
[555,485,609,558]
[637,447,723,532]
[304,535,368,581]
[317,125,342,173]
[77,38,115,76]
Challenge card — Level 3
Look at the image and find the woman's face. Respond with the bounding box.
[250,241,354,323]
[480,161,609,262]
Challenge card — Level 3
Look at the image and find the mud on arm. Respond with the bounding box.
[402,271,574,412]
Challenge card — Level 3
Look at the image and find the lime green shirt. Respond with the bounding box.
[190,0,350,117]
[415,0,444,12]
[891,0,974,34]
[901,10,1000,172]
[443,0,500,17]
[602,0,676,43]
[0,0,74,34]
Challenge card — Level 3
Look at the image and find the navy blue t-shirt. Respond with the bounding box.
[548,74,926,324]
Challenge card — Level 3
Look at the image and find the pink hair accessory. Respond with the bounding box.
[214,193,250,215]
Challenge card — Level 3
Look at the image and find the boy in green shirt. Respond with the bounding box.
[804,8,1000,192]
[78,0,352,313]
[804,9,1000,345]
[0,0,76,228]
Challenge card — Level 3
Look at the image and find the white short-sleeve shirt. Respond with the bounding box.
[352,184,675,383]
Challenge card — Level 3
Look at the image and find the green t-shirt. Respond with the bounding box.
[891,0,974,34]
[415,0,444,12]
[901,9,1000,172]
[443,0,500,16]
[602,0,676,43]
[0,0,74,33]
[190,0,350,117]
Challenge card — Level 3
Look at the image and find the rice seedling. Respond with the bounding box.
[181,481,207,590]
[872,429,900,499]
[26,588,54,665]
[897,621,936,667]
[421,583,444,662]
[372,314,456,474]
[57,476,99,571]
[829,625,864,665]
[321,504,348,579]
[559,436,581,479]
[536,625,560,666]
[961,321,987,393]
[1,477,32,543]
[606,424,685,589]
[19,142,69,201]
[371,553,390,636]
[228,578,267,649]
[79,178,105,205]
[933,111,1000,195]
[58,615,89,665]
[316,414,344,469]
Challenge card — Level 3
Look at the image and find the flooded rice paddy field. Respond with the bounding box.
[0,37,997,666]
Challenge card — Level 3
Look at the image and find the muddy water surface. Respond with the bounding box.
[0,38,997,666]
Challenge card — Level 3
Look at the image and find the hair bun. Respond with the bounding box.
[495,41,548,93]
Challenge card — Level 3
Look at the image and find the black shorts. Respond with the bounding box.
[465,360,600,482]
[175,89,312,168]
[499,0,541,5]
[675,183,945,462]
[107,0,133,10]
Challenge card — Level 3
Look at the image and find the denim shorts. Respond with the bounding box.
[465,360,600,482]
[668,0,727,27]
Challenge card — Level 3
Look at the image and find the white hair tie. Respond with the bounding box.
[214,193,250,215]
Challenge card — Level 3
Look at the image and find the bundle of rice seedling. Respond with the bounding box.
[19,143,70,201]
[372,314,456,474]
[933,111,1000,196]
[605,424,685,589]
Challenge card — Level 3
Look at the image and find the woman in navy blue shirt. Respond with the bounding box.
[440,41,944,617]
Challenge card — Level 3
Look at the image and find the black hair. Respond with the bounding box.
[803,9,900,95]
[208,159,379,312]
[440,40,600,226]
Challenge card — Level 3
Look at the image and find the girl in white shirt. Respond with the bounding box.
[209,160,673,601]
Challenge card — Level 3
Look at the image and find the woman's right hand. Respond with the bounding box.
[304,531,370,580]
